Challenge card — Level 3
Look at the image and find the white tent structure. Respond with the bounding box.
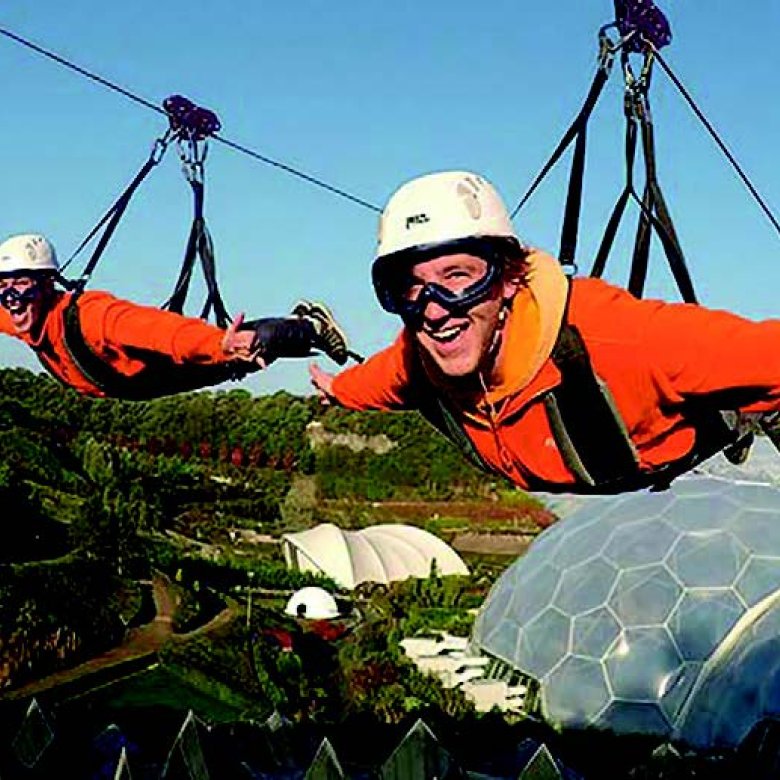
[285,586,340,620]
[281,523,469,590]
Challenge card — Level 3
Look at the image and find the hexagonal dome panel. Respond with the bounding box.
[471,473,780,746]
[608,565,682,625]
[604,625,682,700]
[543,656,611,727]
[572,607,621,657]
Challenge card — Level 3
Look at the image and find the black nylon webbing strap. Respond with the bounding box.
[196,219,231,326]
[163,176,232,328]
[588,54,697,305]
[559,127,588,268]
[511,60,612,226]
[35,296,247,400]
[418,394,500,477]
[544,322,749,494]
[590,111,638,278]
[64,150,165,289]
[164,181,201,317]
[554,65,611,272]
[61,296,141,396]
[628,83,697,302]
[412,322,747,494]
[548,323,641,486]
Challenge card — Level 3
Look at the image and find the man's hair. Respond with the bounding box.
[495,236,531,287]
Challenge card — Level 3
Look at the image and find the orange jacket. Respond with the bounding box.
[330,251,780,490]
[0,290,233,397]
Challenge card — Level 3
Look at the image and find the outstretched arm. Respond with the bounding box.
[309,331,416,411]
[80,292,265,367]
[646,300,780,412]
[573,279,780,413]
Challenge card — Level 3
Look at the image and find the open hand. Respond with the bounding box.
[222,313,266,367]
[309,362,336,404]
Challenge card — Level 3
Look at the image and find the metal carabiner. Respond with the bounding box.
[149,127,175,166]
[622,46,655,118]
[181,159,204,186]
[597,24,619,72]
[598,26,645,82]
[177,127,215,186]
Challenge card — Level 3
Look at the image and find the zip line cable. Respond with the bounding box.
[0,26,167,116]
[650,44,780,239]
[2,25,777,232]
[0,25,382,214]
[211,134,380,212]
[511,31,780,242]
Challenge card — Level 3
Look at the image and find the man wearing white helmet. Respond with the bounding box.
[310,170,780,494]
[0,233,350,400]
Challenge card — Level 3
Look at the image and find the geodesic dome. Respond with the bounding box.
[537,435,780,523]
[471,474,780,749]
[696,433,780,486]
[281,523,468,590]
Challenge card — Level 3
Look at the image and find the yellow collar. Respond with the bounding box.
[485,249,568,405]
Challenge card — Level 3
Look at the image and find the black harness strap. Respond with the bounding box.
[33,295,248,400]
[586,51,698,303]
[162,122,231,328]
[547,323,640,487]
[60,131,174,289]
[500,5,771,485]
[62,95,232,328]
[510,33,616,272]
[414,305,748,494]
[162,173,232,328]
[558,123,589,270]
[590,106,637,279]
[545,320,747,494]
[626,54,697,302]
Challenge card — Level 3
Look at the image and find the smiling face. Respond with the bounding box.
[0,275,53,336]
[404,253,521,379]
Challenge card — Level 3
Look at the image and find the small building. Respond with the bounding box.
[284,586,340,620]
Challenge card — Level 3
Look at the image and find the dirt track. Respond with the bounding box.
[451,531,536,556]
[1,572,234,702]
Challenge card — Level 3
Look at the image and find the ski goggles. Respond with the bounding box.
[0,283,42,312]
[373,238,505,322]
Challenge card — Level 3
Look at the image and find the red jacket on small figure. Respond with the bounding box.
[0,234,349,400]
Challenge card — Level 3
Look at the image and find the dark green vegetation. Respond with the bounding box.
[0,367,761,778]
[0,367,535,719]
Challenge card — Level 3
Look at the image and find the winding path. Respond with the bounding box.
[1,572,234,702]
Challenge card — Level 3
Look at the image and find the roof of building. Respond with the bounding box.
[281,523,469,590]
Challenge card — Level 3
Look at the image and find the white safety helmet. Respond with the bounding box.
[0,234,59,278]
[375,171,517,260]
[372,171,520,314]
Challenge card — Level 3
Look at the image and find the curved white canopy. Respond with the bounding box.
[282,523,469,590]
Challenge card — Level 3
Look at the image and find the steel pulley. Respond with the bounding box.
[613,0,671,53]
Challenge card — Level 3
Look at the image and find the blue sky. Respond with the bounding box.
[0,1,778,396]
